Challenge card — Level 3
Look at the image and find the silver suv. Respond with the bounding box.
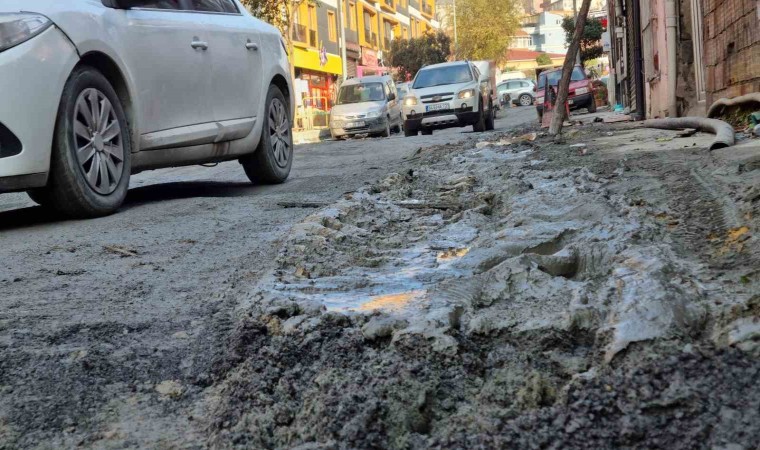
[401,61,495,136]
[0,0,293,218]
[329,75,403,139]
[497,79,536,107]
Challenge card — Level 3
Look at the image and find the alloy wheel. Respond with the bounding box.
[520,94,533,106]
[73,88,124,195]
[268,97,291,169]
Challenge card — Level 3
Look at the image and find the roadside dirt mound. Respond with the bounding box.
[205,125,759,449]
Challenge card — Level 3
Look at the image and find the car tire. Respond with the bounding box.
[588,99,597,113]
[519,94,533,106]
[485,103,495,131]
[34,65,132,218]
[473,102,487,132]
[241,84,293,184]
[380,118,391,138]
[404,127,418,137]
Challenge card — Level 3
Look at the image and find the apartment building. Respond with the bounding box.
[289,0,439,115]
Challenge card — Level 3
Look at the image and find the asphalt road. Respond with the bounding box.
[0,107,535,447]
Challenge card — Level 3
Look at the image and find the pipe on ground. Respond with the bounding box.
[706,93,760,118]
[642,117,735,150]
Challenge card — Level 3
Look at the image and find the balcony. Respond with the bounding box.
[421,2,434,18]
[293,24,317,47]
[380,0,395,12]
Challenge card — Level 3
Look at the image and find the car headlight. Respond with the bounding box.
[575,87,589,95]
[366,110,382,118]
[0,13,53,53]
[403,96,418,106]
[457,89,476,99]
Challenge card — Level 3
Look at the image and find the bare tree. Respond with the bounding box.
[548,0,592,135]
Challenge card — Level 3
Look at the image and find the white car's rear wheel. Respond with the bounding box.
[29,66,131,217]
[241,85,293,184]
[519,94,533,106]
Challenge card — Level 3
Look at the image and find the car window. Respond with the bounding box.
[520,81,531,88]
[496,84,507,93]
[413,65,473,89]
[127,0,182,9]
[337,83,385,104]
[537,67,585,88]
[506,81,516,89]
[188,0,239,13]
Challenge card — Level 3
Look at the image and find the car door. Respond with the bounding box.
[386,80,402,126]
[188,0,262,131]
[112,0,214,136]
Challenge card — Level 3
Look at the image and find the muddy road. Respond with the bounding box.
[0,109,534,448]
[2,107,759,449]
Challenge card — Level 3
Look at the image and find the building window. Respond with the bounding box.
[328,11,337,41]
[347,2,356,30]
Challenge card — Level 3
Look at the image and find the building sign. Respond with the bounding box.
[361,48,378,67]
[319,45,328,67]
[601,31,611,53]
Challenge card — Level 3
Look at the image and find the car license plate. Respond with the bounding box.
[568,99,574,105]
[346,121,365,128]
[426,103,449,112]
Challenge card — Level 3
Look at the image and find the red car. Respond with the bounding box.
[535,65,596,122]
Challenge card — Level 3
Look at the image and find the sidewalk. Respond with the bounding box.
[294,128,332,145]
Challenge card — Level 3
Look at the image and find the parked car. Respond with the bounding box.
[535,65,596,122]
[0,0,293,218]
[396,81,411,120]
[472,60,499,110]
[497,79,535,107]
[329,75,402,140]
[402,61,495,136]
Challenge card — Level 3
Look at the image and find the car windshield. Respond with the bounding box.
[538,67,586,88]
[413,65,473,89]
[337,83,386,104]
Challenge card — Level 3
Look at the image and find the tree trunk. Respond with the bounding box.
[548,0,593,135]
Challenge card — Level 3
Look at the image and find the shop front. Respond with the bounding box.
[357,48,390,77]
[292,46,343,129]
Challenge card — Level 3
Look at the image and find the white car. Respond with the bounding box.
[0,0,293,217]
[401,61,495,136]
[328,75,403,139]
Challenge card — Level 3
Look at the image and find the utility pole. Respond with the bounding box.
[453,0,458,58]
[338,0,348,81]
[573,0,581,65]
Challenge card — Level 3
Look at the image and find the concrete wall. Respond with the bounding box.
[703,0,760,105]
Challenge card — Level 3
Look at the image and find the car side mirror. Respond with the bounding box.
[388,92,396,101]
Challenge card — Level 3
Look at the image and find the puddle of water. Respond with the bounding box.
[436,247,470,262]
[357,290,427,312]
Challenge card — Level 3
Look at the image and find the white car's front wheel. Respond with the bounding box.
[241,85,293,184]
[519,94,533,106]
[28,66,131,217]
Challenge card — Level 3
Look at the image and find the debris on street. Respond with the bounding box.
[204,120,759,449]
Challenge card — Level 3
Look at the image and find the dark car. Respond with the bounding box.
[535,65,596,121]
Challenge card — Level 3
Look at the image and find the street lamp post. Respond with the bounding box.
[453,0,458,58]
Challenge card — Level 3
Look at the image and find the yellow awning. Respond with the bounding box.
[292,47,343,75]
